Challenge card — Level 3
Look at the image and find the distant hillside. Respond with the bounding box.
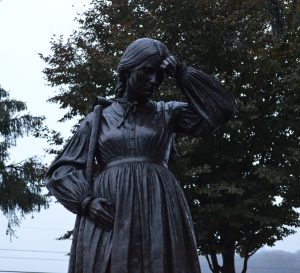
[199,250,300,273]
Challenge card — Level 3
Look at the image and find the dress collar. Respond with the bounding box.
[111,98,155,117]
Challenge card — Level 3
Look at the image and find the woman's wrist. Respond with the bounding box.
[174,62,187,81]
[81,196,94,215]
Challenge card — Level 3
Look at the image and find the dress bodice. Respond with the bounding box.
[97,101,174,166]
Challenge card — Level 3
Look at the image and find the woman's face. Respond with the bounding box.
[125,54,165,100]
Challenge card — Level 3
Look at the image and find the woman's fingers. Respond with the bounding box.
[87,198,115,230]
[160,59,169,69]
[92,204,114,222]
[167,56,178,67]
[90,210,114,229]
[160,55,179,76]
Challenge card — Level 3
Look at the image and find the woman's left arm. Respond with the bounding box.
[162,56,237,136]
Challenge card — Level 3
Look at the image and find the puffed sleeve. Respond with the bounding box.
[44,113,94,215]
[172,66,237,136]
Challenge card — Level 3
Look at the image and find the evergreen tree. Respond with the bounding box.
[0,86,48,235]
[41,1,300,272]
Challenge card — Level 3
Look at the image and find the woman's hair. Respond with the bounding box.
[115,38,170,98]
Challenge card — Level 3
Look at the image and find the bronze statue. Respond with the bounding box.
[45,38,237,273]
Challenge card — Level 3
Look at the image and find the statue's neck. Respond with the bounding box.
[120,90,148,104]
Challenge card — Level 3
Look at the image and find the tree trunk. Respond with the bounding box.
[292,0,300,29]
[211,253,220,273]
[221,245,236,273]
[241,256,249,273]
[205,254,220,273]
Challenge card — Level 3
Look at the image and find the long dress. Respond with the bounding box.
[44,67,237,273]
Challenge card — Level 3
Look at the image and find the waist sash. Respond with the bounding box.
[103,156,168,169]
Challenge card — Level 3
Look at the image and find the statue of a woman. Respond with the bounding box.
[45,38,237,273]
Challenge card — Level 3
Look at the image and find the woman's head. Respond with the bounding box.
[115,38,170,98]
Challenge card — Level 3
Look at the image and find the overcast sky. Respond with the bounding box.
[0,1,299,272]
[0,1,89,272]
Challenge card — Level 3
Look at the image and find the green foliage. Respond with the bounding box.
[0,86,48,233]
[41,0,300,272]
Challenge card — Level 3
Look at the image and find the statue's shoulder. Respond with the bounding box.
[90,96,115,116]
[92,96,113,109]
[84,111,95,124]
[79,97,113,128]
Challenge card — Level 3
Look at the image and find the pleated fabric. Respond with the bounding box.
[68,162,200,273]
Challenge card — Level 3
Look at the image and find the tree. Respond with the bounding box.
[0,86,48,235]
[40,0,300,272]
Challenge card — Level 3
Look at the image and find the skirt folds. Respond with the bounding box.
[68,162,201,273]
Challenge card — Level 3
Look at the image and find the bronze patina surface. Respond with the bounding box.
[45,38,237,273]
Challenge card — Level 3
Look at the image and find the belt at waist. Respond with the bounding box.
[103,156,168,169]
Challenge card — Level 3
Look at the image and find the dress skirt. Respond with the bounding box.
[68,160,201,273]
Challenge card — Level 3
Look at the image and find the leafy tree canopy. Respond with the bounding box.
[41,0,300,272]
[0,86,48,235]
